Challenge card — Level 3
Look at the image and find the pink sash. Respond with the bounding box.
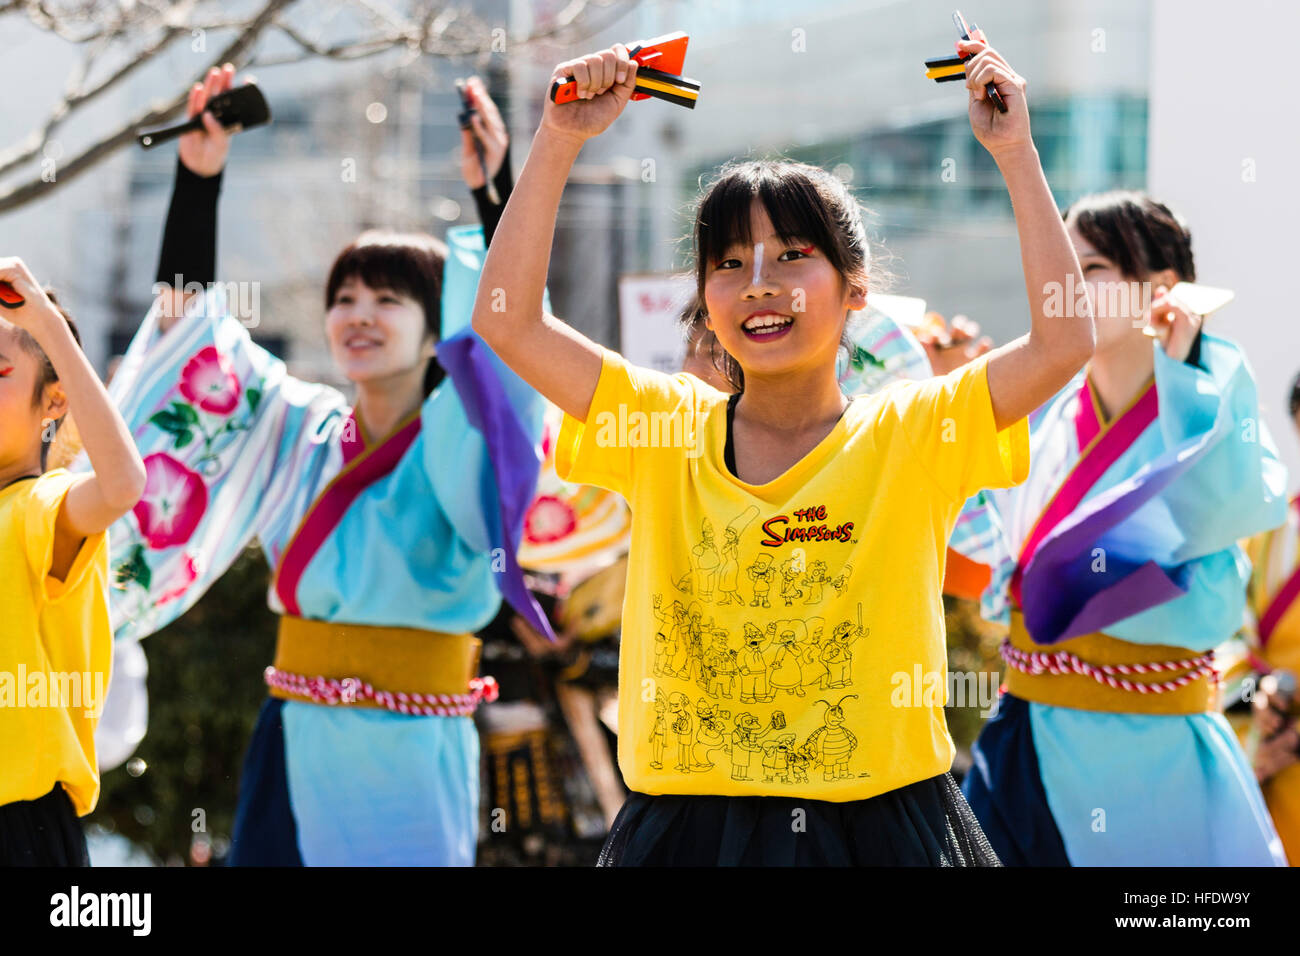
[1258,498,1300,647]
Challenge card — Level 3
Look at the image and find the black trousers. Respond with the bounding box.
[0,785,89,866]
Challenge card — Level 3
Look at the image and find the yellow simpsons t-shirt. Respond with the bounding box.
[0,470,111,816]
[556,349,1029,801]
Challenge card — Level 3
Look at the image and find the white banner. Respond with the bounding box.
[618,273,696,374]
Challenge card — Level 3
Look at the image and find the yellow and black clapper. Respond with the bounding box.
[923,10,1007,113]
[550,31,700,110]
[924,54,969,83]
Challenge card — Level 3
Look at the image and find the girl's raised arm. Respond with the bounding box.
[0,259,146,538]
[154,65,235,335]
[959,34,1095,430]
[471,45,639,422]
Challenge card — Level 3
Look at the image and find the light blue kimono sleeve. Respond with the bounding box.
[88,288,347,644]
[1151,333,1289,562]
[1105,546,1251,651]
[422,225,546,553]
[421,380,495,554]
[1021,335,1288,645]
[1102,336,1287,647]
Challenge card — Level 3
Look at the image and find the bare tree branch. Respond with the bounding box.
[0,3,197,178]
[0,0,641,214]
[0,0,298,213]
[252,0,631,68]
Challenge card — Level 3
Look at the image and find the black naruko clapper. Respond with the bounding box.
[138,83,273,149]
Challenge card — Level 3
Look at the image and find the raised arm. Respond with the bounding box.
[457,76,514,248]
[154,65,236,334]
[0,259,145,544]
[471,45,639,422]
[958,34,1095,430]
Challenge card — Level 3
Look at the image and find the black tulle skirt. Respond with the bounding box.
[0,785,89,866]
[597,773,1000,866]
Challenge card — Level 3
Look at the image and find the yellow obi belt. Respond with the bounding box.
[1001,611,1218,715]
[265,615,496,716]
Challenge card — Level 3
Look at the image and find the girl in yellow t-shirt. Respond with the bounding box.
[471,34,1094,865]
[0,259,146,865]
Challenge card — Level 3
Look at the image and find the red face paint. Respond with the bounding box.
[0,367,13,377]
[797,246,815,256]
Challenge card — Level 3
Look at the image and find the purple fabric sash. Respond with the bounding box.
[438,329,554,642]
[1011,381,1157,610]
[1018,390,1231,644]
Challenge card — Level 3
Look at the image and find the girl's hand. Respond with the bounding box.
[459,76,509,190]
[541,44,638,145]
[1255,722,1300,783]
[917,313,994,376]
[179,64,236,178]
[2,265,145,540]
[1254,684,1290,738]
[0,257,61,332]
[959,33,1031,158]
[1144,284,1202,362]
[509,612,574,658]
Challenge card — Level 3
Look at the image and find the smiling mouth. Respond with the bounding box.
[344,336,383,351]
[741,314,794,340]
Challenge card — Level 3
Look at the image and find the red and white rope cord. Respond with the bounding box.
[264,667,499,716]
[999,640,1218,696]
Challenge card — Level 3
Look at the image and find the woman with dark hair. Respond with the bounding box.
[952,190,1289,865]
[95,66,546,866]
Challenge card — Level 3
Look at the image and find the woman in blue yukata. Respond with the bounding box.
[94,68,547,865]
[951,190,1289,866]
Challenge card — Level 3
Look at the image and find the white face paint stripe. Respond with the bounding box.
[752,242,764,287]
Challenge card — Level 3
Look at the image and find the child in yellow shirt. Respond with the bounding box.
[0,259,146,865]
[472,37,1094,864]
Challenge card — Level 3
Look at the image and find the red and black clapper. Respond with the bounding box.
[923,10,1007,114]
[0,281,24,309]
[550,31,700,110]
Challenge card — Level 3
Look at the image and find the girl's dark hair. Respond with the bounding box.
[685,160,875,392]
[325,230,448,396]
[15,288,83,471]
[1063,191,1196,283]
[1289,370,1300,419]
